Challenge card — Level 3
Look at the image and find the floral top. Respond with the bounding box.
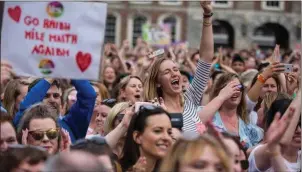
[212,111,264,149]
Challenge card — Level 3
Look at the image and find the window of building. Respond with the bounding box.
[212,1,233,8]
[261,1,284,11]
[132,15,148,46]
[159,0,183,5]
[104,14,116,44]
[129,1,152,4]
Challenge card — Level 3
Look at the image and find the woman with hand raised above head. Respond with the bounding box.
[144,0,214,135]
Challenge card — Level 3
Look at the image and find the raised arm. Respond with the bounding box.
[63,80,96,140]
[198,81,240,123]
[105,106,133,149]
[118,47,130,74]
[13,78,53,126]
[247,62,284,102]
[250,107,294,171]
[183,1,213,105]
[280,90,301,144]
[199,1,214,64]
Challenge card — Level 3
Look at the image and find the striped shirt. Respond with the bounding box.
[182,60,211,134]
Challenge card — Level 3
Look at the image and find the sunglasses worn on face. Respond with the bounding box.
[101,99,117,108]
[45,93,61,99]
[29,128,59,141]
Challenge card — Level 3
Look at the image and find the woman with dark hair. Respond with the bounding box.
[119,104,173,172]
[17,103,70,155]
[248,91,301,172]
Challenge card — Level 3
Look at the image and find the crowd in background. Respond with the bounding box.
[0,1,301,172]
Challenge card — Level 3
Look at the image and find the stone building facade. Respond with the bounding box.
[104,1,301,50]
[0,1,299,50]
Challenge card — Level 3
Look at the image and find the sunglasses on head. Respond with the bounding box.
[29,128,59,141]
[236,84,244,92]
[136,104,158,114]
[101,99,117,108]
[45,93,61,99]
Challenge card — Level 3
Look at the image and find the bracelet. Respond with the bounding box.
[203,20,212,27]
[257,74,266,84]
[203,12,213,18]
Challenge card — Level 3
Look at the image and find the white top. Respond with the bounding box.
[245,94,258,125]
[248,144,301,172]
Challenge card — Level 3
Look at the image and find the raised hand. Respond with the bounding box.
[200,0,213,14]
[21,129,29,145]
[262,62,285,79]
[122,40,130,50]
[121,105,135,129]
[127,156,147,172]
[60,128,71,152]
[286,73,299,95]
[268,44,281,63]
[218,81,241,100]
[265,107,295,147]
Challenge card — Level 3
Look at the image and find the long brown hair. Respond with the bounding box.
[210,73,249,123]
[2,79,29,118]
[144,57,183,106]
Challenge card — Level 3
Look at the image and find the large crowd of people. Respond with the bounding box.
[0,1,301,172]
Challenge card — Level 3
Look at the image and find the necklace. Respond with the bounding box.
[220,113,238,131]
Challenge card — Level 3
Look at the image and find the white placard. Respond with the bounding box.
[1,2,107,80]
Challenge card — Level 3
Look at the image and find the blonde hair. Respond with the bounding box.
[210,73,249,123]
[104,102,130,134]
[160,134,231,172]
[118,76,142,102]
[144,57,183,106]
[262,92,291,122]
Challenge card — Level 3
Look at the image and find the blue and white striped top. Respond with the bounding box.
[182,60,211,133]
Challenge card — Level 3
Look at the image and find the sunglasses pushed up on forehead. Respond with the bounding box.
[29,128,59,141]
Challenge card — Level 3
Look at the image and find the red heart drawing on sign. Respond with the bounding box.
[8,6,21,23]
[76,51,92,72]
